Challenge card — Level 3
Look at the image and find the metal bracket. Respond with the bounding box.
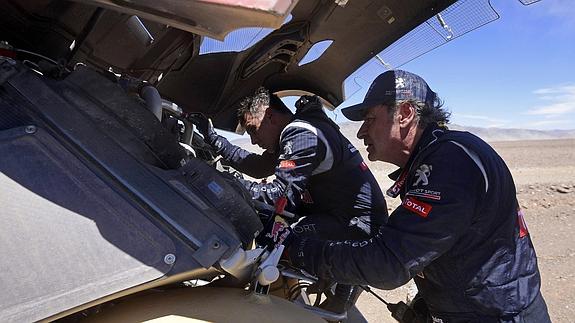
[192,235,230,268]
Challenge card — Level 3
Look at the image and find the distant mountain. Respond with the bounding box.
[232,122,575,148]
[447,124,575,142]
[338,122,575,143]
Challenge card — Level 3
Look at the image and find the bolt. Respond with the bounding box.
[212,241,221,249]
[164,254,176,265]
[25,125,37,134]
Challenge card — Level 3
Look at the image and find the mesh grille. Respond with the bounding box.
[377,0,499,69]
[519,0,541,5]
[343,0,500,99]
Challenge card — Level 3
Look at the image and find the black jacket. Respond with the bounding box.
[211,99,388,231]
[291,125,542,319]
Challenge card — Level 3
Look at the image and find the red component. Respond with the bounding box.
[402,196,432,218]
[517,208,529,238]
[0,48,16,58]
[279,160,296,169]
[387,169,409,198]
[274,196,288,214]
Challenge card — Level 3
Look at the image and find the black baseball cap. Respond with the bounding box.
[341,70,437,121]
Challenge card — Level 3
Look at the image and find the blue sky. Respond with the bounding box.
[337,0,575,130]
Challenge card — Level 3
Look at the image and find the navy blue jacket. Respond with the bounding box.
[291,125,542,318]
[211,102,388,232]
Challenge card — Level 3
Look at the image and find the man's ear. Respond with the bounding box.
[397,102,416,128]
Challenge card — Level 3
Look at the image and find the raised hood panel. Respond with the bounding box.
[73,0,298,40]
[157,0,457,131]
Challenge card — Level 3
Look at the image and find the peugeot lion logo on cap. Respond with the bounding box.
[342,70,436,121]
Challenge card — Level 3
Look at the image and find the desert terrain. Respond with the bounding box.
[353,137,575,323]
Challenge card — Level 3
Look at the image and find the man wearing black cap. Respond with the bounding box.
[194,87,389,314]
[286,70,550,322]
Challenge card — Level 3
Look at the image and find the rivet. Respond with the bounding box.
[164,254,176,265]
[25,125,37,134]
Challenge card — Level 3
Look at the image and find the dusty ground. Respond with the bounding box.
[354,139,575,322]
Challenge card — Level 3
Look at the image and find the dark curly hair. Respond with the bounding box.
[237,87,292,126]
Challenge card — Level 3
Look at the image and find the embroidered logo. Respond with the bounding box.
[386,170,409,198]
[396,77,406,89]
[348,143,358,153]
[406,188,441,201]
[265,215,290,244]
[293,223,317,234]
[403,196,432,218]
[279,160,296,169]
[431,316,445,323]
[413,164,432,186]
[283,141,293,155]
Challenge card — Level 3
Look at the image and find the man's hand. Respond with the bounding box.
[188,113,218,143]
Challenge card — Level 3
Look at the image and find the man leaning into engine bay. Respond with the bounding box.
[193,87,388,314]
[282,70,550,323]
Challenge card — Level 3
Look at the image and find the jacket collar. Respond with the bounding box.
[386,125,446,197]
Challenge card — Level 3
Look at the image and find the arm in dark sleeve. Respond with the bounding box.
[240,125,326,211]
[290,143,485,289]
[211,135,276,178]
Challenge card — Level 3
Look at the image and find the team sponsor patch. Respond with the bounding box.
[406,188,441,201]
[387,170,409,198]
[293,223,317,234]
[279,160,296,169]
[402,196,432,218]
[328,239,371,248]
[413,164,432,186]
[348,143,358,153]
[265,215,290,244]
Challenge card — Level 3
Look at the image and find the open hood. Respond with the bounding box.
[73,0,298,41]
[1,0,501,132]
[157,0,459,130]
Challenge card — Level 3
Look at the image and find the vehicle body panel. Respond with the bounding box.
[74,0,298,40]
[0,59,261,322]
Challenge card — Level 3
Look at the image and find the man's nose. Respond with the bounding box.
[357,122,367,139]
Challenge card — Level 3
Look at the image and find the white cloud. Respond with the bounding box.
[542,0,575,18]
[526,84,575,116]
[538,0,575,29]
[532,84,575,95]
